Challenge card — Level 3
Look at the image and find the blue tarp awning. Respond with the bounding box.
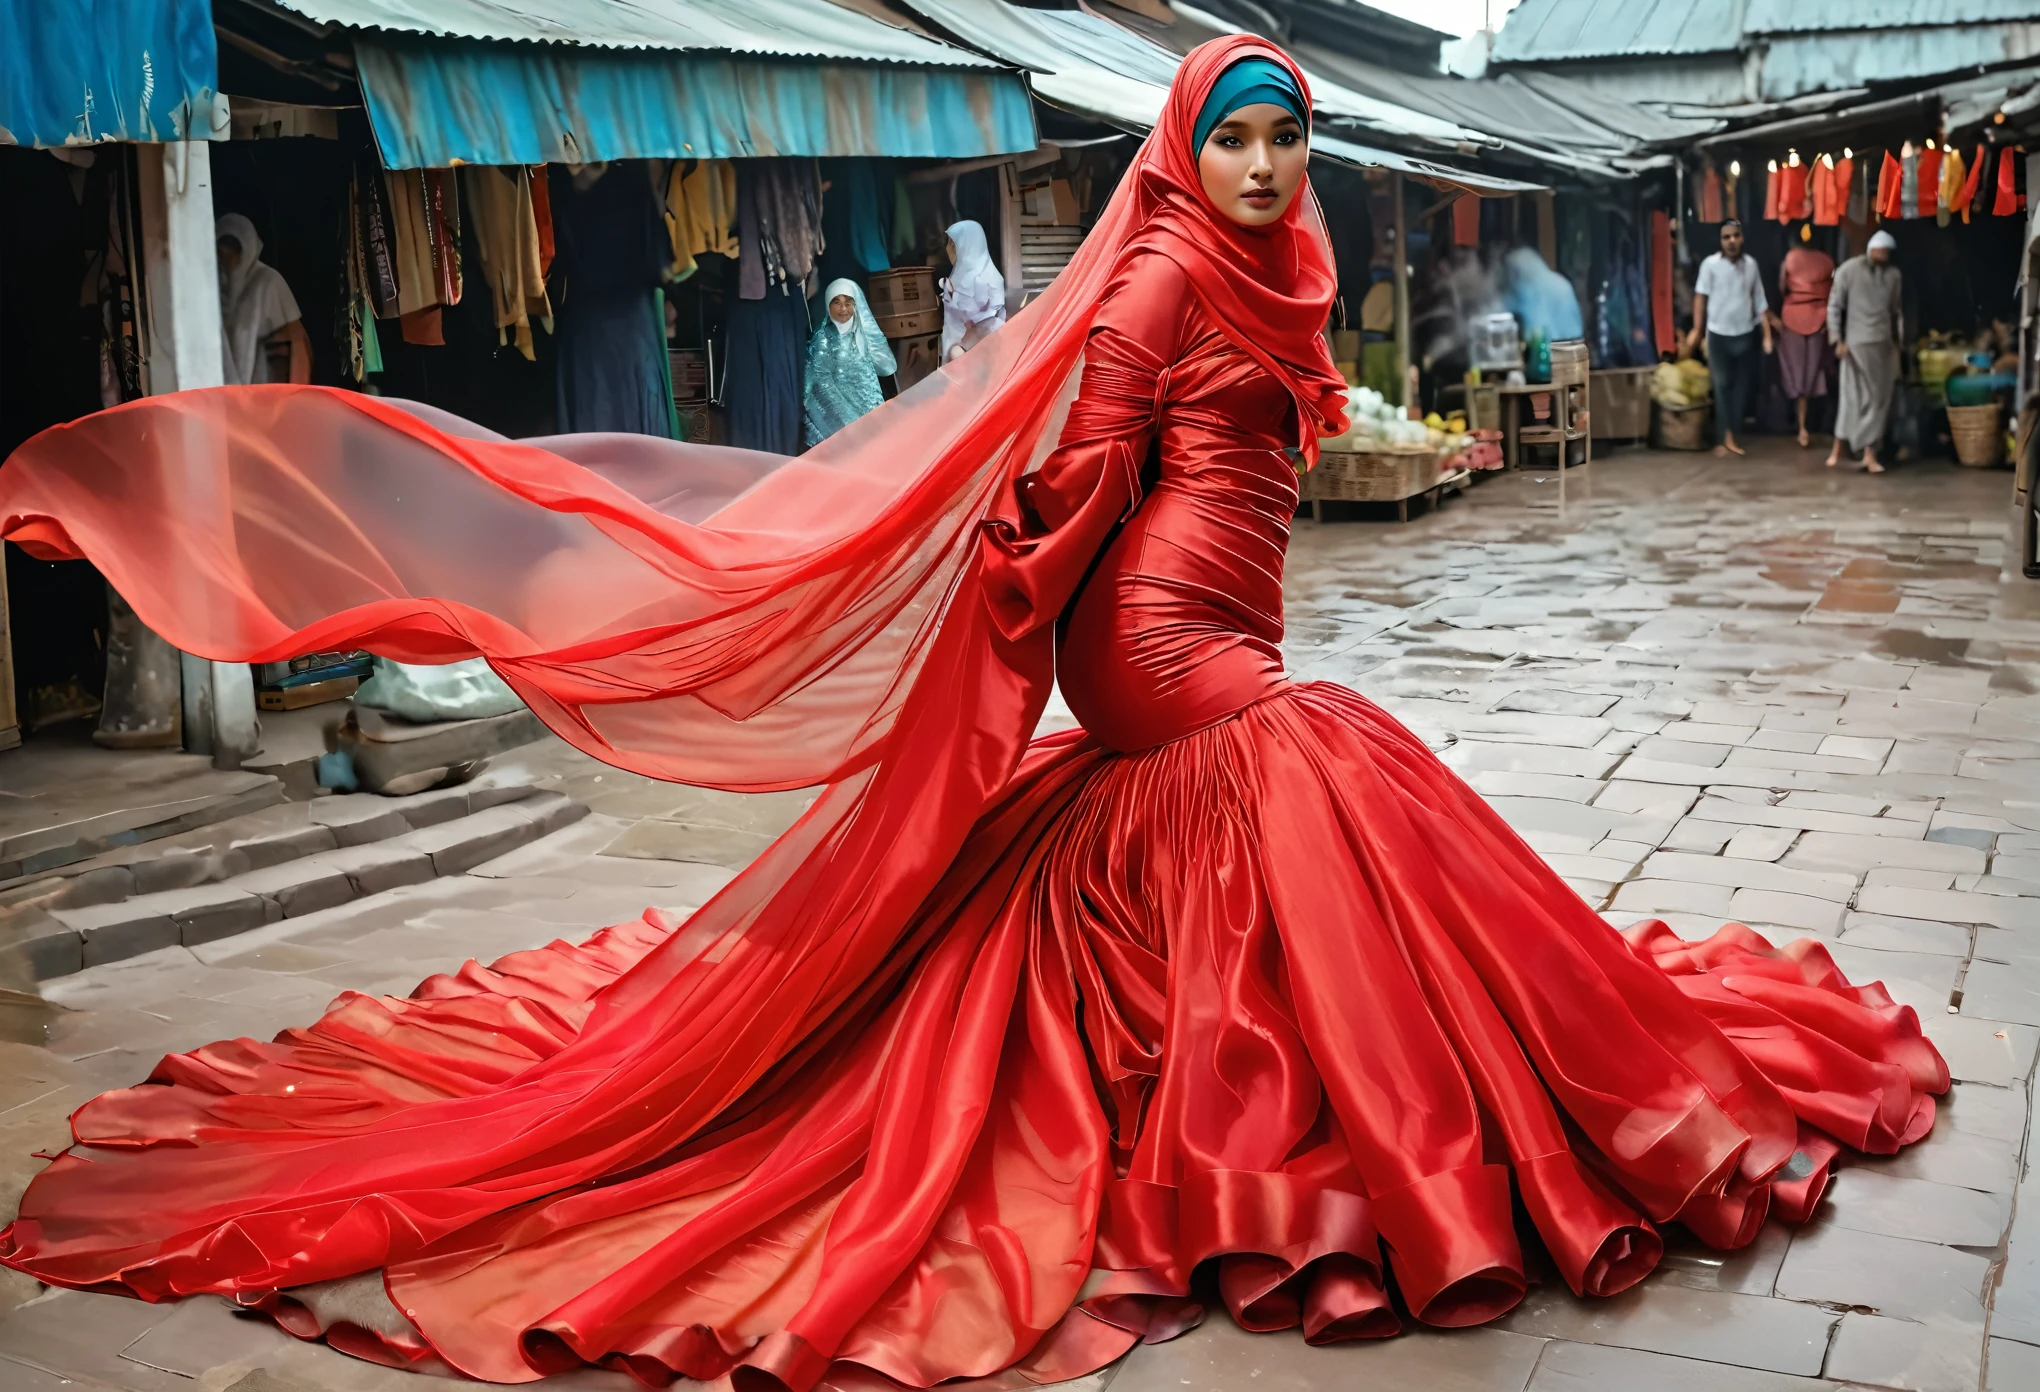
[354,37,1038,167]
[0,0,225,146]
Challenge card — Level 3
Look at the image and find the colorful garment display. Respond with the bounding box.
[665,158,740,279]
[0,36,1947,1392]
[466,164,553,361]
[738,159,826,301]
[383,168,460,346]
[1810,158,1840,226]
[1452,190,1479,246]
[1876,151,1901,220]
[804,278,895,447]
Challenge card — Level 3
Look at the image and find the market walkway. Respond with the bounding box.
[2,440,2037,1392]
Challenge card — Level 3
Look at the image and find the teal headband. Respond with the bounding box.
[1192,58,1307,154]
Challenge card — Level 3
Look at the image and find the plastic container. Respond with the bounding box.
[1470,312,1522,371]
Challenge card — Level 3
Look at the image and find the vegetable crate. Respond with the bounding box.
[1302,447,1445,521]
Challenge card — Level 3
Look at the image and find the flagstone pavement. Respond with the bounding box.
[3,441,2039,1392]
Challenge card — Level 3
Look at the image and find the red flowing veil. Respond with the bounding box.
[0,35,1351,1388]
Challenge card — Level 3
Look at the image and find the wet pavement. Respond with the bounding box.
[2,440,2038,1392]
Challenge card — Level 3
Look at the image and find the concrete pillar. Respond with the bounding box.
[1392,172,1412,410]
[134,140,260,768]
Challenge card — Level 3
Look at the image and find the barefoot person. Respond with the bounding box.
[1826,229,1904,475]
[1778,226,1835,449]
[1683,219,1774,457]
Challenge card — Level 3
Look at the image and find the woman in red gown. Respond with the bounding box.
[0,37,1944,1392]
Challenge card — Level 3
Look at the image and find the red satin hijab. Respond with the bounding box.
[1125,37,1351,452]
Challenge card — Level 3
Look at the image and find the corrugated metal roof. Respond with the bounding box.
[1745,0,2040,34]
[1762,25,2040,101]
[275,0,1001,65]
[1491,0,1747,64]
[355,35,1035,165]
[1,0,226,145]
[897,1,1533,192]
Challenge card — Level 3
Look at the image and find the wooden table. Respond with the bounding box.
[1494,375,1590,509]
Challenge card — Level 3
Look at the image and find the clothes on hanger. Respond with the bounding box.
[530,167,555,276]
[737,160,826,301]
[467,164,553,361]
[665,159,740,277]
[1811,158,1840,226]
[1763,165,1780,222]
[1452,191,1478,246]
[1915,146,1941,219]
[1649,208,1673,357]
[1876,151,1902,220]
[844,159,892,274]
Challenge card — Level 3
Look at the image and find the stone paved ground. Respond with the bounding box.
[3,441,2040,1392]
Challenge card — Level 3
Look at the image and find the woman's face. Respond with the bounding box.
[829,294,856,324]
[1198,102,1308,228]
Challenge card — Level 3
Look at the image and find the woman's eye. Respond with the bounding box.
[1275,132,1299,145]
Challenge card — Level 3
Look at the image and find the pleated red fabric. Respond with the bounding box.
[0,36,1946,1392]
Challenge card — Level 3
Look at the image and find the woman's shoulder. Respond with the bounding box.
[1105,248,1193,303]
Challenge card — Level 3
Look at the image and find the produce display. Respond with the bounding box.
[1650,358,1713,409]
[1324,386,1433,451]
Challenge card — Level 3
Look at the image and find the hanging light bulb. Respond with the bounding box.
[1996,111,2008,125]
[1926,138,1937,150]
[1843,147,1853,159]
[1787,149,1800,166]
[1821,152,1835,169]
[1767,158,1779,172]
[1729,159,1742,177]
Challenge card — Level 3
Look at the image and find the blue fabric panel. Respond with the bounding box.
[0,0,221,146]
[355,38,1038,168]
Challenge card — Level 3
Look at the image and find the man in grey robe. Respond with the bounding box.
[1825,230,1904,473]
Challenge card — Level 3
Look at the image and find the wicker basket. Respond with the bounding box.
[1948,403,2005,467]
[1303,447,1441,502]
[1653,402,1711,451]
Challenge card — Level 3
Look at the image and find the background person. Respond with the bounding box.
[1778,225,1836,449]
[803,278,895,446]
[1825,229,1904,475]
[939,219,1006,361]
[215,213,310,385]
[1683,219,1774,457]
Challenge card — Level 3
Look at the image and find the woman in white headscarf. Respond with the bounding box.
[939,218,1006,361]
[216,213,311,386]
[803,278,897,447]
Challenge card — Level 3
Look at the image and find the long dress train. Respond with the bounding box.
[0,35,1943,1392]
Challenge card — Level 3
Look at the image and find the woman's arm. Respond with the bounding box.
[981,252,1190,641]
[278,319,313,385]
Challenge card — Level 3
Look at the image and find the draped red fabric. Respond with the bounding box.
[0,34,1947,1392]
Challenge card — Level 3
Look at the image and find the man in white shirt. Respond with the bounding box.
[1682,220,1776,457]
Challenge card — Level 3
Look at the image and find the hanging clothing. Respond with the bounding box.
[1649,209,1673,357]
[724,285,809,453]
[213,213,301,386]
[1776,161,1807,223]
[891,176,918,259]
[1762,166,1780,221]
[1451,191,1479,247]
[385,169,457,345]
[941,218,1006,359]
[530,168,555,275]
[737,161,826,300]
[1915,147,1942,219]
[467,165,553,362]
[804,279,896,447]
[1937,147,1965,225]
[1828,254,1903,452]
[665,159,740,277]
[550,163,673,437]
[355,160,400,320]
[1698,162,1725,223]
[0,37,1947,1392]
[1841,154,1864,223]
[1876,151,1902,220]
[844,160,892,274]
[1898,150,1921,218]
[1811,159,1841,226]
[1957,145,1985,221]
[1995,146,2026,216]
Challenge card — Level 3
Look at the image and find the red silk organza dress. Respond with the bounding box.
[0,35,1945,1392]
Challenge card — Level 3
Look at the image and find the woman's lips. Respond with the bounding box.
[1242,189,1277,205]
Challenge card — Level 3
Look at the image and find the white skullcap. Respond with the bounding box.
[1867,230,1897,252]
